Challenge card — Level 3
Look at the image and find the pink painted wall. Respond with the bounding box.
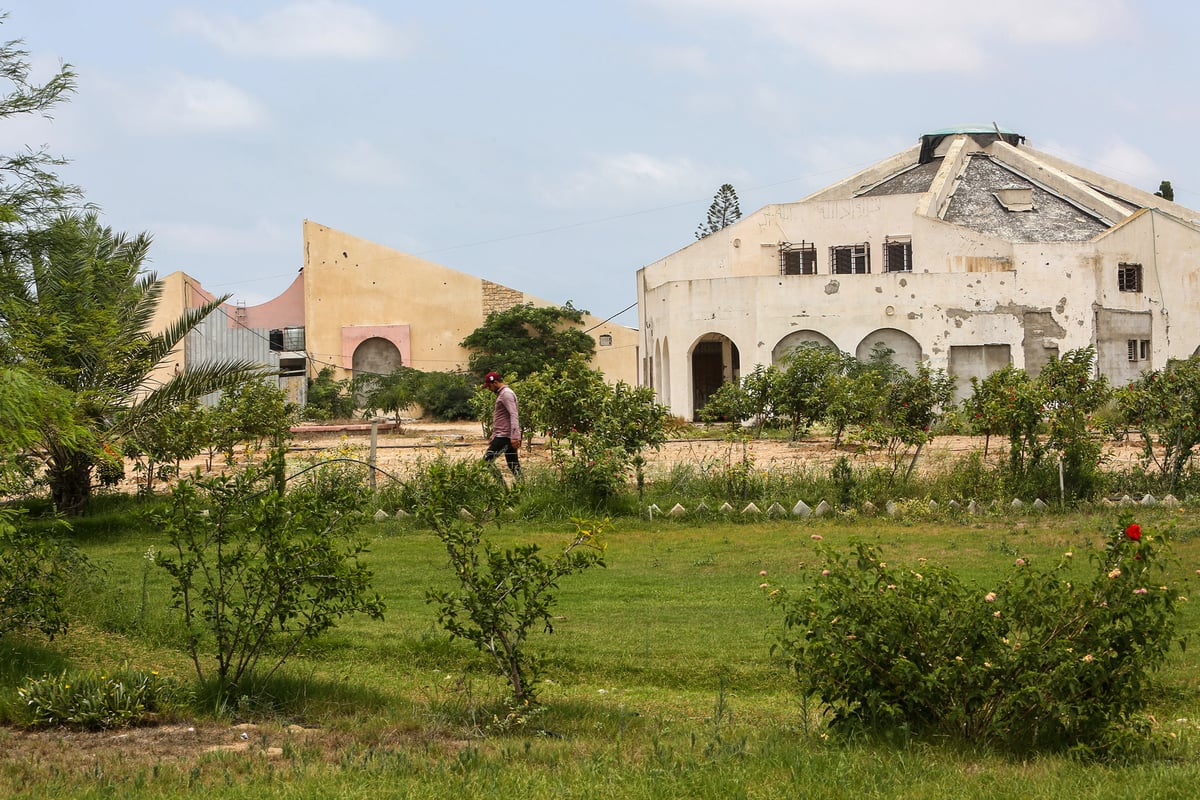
[214,272,305,330]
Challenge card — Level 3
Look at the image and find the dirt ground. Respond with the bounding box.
[109,419,1149,493]
[284,420,1149,482]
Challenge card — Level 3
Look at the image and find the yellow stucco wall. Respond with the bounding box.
[141,270,205,397]
[302,220,638,384]
[151,223,639,396]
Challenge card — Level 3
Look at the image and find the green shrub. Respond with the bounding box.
[413,371,476,421]
[17,666,188,729]
[0,510,89,638]
[549,433,630,506]
[770,516,1182,755]
[150,451,386,693]
[305,366,355,421]
[398,456,513,527]
[427,517,607,704]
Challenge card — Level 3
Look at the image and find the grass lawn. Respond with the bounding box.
[3,504,1200,798]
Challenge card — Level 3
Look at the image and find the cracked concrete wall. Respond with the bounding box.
[639,199,1198,418]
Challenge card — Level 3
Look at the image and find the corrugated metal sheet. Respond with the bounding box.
[185,311,291,406]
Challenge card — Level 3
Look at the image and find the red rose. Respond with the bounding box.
[1125,523,1142,541]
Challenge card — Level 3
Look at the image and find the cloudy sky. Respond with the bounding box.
[4,1,1197,326]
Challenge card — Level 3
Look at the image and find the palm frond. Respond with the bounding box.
[114,359,273,436]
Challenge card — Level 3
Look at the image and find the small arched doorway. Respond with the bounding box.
[690,332,740,420]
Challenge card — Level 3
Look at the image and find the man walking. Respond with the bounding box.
[482,371,521,477]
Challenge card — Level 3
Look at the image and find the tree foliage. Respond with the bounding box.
[518,356,671,502]
[695,183,742,239]
[858,357,957,482]
[0,212,266,513]
[304,366,355,421]
[1115,355,1200,491]
[121,399,208,493]
[355,367,421,424]
[0,19,81,225]
[0,366,91,638]
[212,379,295,456]
[356,367,476,423]
[461,302,595,381]
[776,345,853,440]
[963,347,1109,501]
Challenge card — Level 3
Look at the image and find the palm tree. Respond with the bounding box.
[0,212,267,514]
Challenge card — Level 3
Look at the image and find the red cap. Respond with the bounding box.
[483,371,501,386]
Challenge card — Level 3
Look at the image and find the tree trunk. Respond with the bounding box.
[47,447,93,516]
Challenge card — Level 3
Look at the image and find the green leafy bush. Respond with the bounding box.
[549,433,629,505]
[1116,355,1200,492]
[408,451,606,704]
[304,366,355,421]
[427,517,607,704]
[770,517,1182,754]
[412,371,476,421]
[0,510,89,638]
[17,667,187,729]
[150,451,386,693]
[398,456,513,527]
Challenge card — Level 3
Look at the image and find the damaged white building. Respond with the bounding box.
[637,126,1200,419]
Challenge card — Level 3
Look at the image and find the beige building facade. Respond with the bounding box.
[637,127,1200,420]
[153,221,638,405]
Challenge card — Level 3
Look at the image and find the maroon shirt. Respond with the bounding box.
[492,385,521,440]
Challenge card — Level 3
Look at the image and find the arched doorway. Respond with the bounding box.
[856,328,922,373]
[352,337,403,379]
[772,330,836,365]
[690,333,739,420]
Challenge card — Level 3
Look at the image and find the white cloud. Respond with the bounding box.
[644,0,1133,73]
[171,1,409,60]
[109,74,269,135]
[538,152,716,208]
[323,139,407,187]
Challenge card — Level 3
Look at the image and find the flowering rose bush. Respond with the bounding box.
[769,517,1182,754]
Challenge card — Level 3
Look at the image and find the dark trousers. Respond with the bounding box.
[483,436,521,476]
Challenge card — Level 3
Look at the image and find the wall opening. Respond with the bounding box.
[352,337,403,380]
[855,328,922,373]
[690,333,739,420]
[772,330,836,364]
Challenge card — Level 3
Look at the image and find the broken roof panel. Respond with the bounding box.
[860,158,943,196]
[942,155,1108,242]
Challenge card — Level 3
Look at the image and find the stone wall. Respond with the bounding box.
[482,280,525,317]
